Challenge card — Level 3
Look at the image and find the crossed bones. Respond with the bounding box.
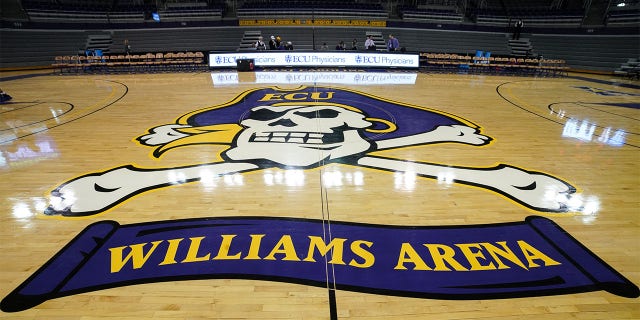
[45,105,577,216]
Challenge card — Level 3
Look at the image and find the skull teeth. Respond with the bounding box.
[251,132,330,144]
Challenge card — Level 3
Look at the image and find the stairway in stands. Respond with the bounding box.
[238,31,261,51]
[507,35,534,57]
[614,57,640,79]
[84,33,113,55]
[365,31,386,51]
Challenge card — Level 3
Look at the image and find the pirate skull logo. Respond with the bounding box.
[225,105,373,167]
[44,86,579,216]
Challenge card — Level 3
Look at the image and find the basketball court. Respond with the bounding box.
[0,68,638,319]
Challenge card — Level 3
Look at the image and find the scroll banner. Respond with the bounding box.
[2,216,638,312]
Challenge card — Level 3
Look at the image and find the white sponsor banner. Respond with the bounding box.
[211,71,417,86]
[208,51,419,68]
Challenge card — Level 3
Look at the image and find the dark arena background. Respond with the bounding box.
[1,1,639,319]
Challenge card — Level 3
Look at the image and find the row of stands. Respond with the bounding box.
[152,1,224,22]
[475,9,583,27]
[13,0,640,28]
[420,52,569,76]
[52,52,206,74]
[505,9,582,26]
[473,0,584,27]
[606,8,640,26]
[393,0,590,27]
[109,28,244,54]
[237,0,388,19]
[0,29,87,69]
[2,26,637,75]
[614,57,640,79]
[236,30,387,52]
[21,0,225,24]
[229,27,513,57]
[397,5,464,24]
[529,34,639,73]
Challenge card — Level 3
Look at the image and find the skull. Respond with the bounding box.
[223,105,373,167]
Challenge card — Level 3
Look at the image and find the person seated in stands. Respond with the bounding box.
[319,42,329,50]
[365,35,376,51]
[268,36,277,50]
[284,41,294,50]
[275,36,282,48]
[351,39,358,50]
[335,41,346,50]
[0,89,13,103]
[254,36,267,50]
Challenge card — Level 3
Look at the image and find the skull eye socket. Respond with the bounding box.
[248,108,287,121]
[295,109,340,119]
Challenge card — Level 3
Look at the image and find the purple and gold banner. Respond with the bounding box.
[2,216,638,312]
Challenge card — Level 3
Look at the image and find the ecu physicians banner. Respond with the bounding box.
[2,216,638,312]
[208,51,420,68]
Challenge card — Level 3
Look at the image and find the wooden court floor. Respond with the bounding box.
[0,69,638,319]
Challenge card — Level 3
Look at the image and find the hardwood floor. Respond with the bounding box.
[1,69,638,319]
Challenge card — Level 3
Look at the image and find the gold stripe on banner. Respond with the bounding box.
[239,19,387,27]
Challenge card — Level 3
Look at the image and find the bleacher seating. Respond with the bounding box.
[107,0,147,23]
[237,0,388,19]
[157,1,224,22]
[398,5,464,23]
[606,7,640,26]
[20,0,224,23]
[108,28,244,54]
[0,29,86,68]
[474,0,584,27]
[530,34,640,72]
[22,0,116,23]
[0,0,636,74]
[614,57,640,79]
[390,29,512,56]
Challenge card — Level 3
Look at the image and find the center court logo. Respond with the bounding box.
[1,86,637,313]
[44,85,578,216]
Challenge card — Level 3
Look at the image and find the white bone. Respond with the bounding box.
[357,156,576,212]
[45,162,259,216]
[138,124,192,146]
[375,125,490,150]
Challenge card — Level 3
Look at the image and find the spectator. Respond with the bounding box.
[335,41,346,50]
[268,36,277,50]
[364,35,376,51]
[284,41,294,50]
[319,42,329,50]
[351,38,358,50]
[513,19,524,40]
[124,39,131,55]
[387,34,400,52]
[254,36,267,50]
